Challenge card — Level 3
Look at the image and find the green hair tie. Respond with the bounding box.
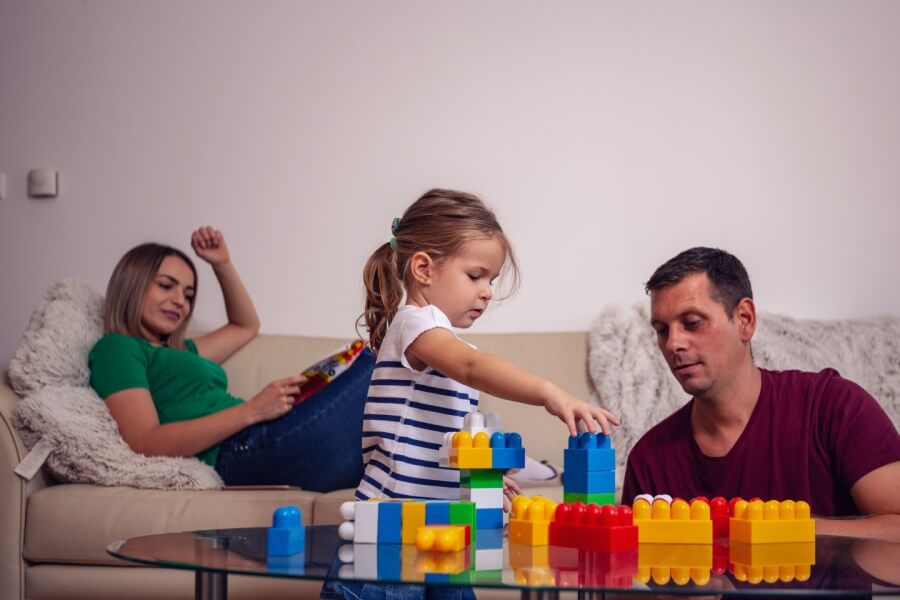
[389,217,401,250]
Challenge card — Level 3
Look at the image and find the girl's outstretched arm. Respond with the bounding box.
[191,226,261,363]
[406,328,619,436]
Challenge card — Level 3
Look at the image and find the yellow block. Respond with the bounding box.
[415,525,468,552]
[415,549,469,574]
[400,545,425,582]
[730,518,815,544]
[402,502,426,545]
[509,519,550,546]
[634,519,712,544]
[450,448,493,469]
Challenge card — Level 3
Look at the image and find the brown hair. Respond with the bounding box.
[103,243,198,350]
[361,188,519,352]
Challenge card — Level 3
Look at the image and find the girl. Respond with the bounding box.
[356,189,619,501]
[89,226,374,491]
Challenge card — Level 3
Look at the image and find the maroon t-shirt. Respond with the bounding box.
[622,369,900,517]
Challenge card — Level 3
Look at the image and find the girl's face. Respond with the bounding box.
[140,255,195,343]
[417,236,506,328]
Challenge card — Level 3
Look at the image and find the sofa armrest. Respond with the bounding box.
[1,372,28,600]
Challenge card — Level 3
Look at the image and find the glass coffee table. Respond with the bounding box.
[108,525,900,599]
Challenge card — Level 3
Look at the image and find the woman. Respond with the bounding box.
[89,226,373,491]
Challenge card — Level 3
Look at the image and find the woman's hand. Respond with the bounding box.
[543,384,620,436]
[191,226,231,267]
[244,374,308,425]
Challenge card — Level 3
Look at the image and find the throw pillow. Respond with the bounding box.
[10,278,223,489]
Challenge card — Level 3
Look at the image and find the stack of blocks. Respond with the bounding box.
[439,411,525,531]
[266,505,306,574]
[563,432,616,505]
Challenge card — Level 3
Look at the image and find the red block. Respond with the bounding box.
[548,503,638,552]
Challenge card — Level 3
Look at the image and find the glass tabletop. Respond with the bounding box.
[108,525,900,597]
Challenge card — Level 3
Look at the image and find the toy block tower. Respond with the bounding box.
[563,432,616,505]
[728,499,815,544]
[439,411,525,531]
[632,495,713,544]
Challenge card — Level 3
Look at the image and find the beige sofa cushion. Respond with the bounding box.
[23,485,320,565]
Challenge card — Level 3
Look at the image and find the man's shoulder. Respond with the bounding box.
[762,367,870,400]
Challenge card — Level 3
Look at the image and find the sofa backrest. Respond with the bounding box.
[222,332,591,465]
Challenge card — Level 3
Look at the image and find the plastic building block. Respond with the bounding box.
[509,495,558,545]
[377,501,402,544]
[415,525,470,552]
[475,507,503,529]
[563,470,616,494]
[462,486,503,508]
[425,501,450,525]
[353,501,380,543]
[490,431,525,469]
[266,505,305,556]
[563,491,616,506]
[729,541,815,584]
[632,495,712,544]
[636,542,712,586]
[508,542,549,569]
[460,469,503,488]
[449,431,493,468]
[548,502,638,552]
[563,432,616,472]
[401,502,426,544]
[729,499,815,544]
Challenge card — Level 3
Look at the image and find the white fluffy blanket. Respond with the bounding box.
[10,279,222,490]
[588,303,900,488]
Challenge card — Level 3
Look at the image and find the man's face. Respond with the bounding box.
[649,272,751,399]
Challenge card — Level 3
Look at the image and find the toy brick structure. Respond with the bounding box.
[729,540,815,584]
[439,411,525,531]
[563,432,616,505]
[548,502,638,552]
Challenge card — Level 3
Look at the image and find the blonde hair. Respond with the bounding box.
[361,189,519,352]
[103,243,197,350]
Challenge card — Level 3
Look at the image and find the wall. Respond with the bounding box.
[2,0,899,368]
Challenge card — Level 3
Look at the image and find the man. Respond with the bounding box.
[622,247,900,537]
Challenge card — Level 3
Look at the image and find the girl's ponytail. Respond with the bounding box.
[362,242,403,353]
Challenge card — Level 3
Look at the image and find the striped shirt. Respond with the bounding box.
[356,304,478,500]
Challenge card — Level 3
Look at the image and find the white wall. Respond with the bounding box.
[2,0,899,368]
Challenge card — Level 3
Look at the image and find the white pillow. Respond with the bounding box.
[10,278,222,490]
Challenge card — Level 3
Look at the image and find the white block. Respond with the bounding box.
[469,487,504,509]
[354,502,379,544]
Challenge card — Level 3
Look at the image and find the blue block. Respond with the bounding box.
[267,506,305,556]
[564,469,615,494]
[475,508,504,529]
[476,527,504,549]
[377,544,401,579]
[425,573,450,583]
[491,447,525,469]
[377,502,402,544]
[563,447,616,472]
[426,501,450,524]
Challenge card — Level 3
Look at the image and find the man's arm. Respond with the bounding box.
[816,461,900,541]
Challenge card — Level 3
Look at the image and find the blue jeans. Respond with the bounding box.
[215,348,375,492]
[321,581,476,600]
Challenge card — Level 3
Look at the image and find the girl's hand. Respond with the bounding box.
[244,374,307,424]
[543,385,620,437]
[502,476,521,513]
[191,226,231,267]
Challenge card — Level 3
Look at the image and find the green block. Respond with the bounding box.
[460,469,503,489]
[471,569,503,584]
[563,491,616,506]
[449,501,476,544]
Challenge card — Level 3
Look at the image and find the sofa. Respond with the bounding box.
[1,331,586,600]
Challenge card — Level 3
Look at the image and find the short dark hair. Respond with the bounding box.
[645,247,753,316]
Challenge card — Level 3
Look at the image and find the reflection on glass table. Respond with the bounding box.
[108,525,900,600]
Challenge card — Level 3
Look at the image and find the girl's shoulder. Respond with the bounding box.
[394,304,452,328]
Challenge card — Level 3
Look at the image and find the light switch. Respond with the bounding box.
[28,169,58,198]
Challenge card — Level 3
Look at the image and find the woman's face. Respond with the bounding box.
[139,255,195,343]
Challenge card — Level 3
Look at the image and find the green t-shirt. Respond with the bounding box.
[88,333,243,466]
